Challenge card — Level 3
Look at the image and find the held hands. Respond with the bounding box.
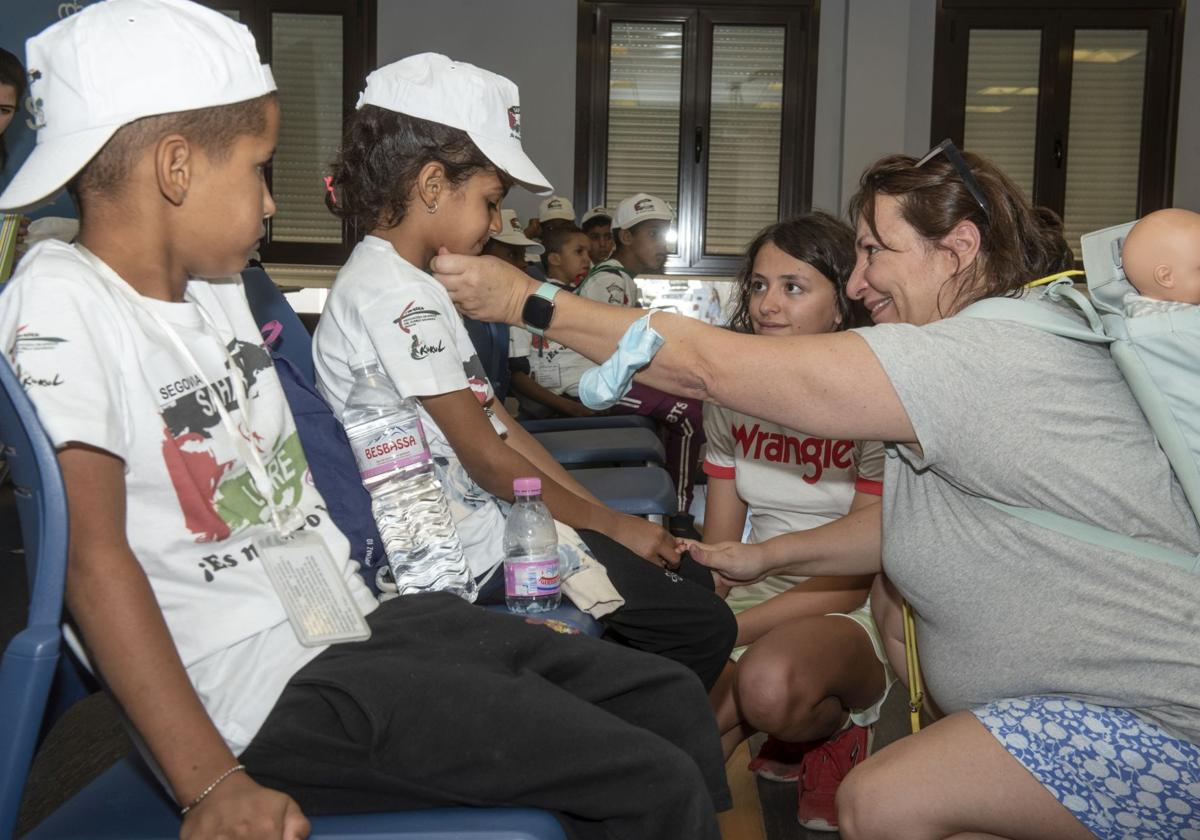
[431,248,535,325]
[613,514,681,569]
[180,772,309,840]
[676,538,770,588]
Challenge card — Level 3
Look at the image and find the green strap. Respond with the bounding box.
[983,499,1200,574]
[576,262,633,296]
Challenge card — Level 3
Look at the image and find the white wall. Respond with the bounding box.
[375,0,577,223]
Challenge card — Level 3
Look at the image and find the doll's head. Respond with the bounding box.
[1122,209,1200,305]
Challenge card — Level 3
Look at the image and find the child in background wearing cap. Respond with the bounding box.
[508,223,598,419]
[0,7,727,838]
[314,50,736,696]
[581,205,614,266]
[523,196,575,283]
[574,192,706,534]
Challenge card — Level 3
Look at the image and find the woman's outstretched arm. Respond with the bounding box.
[433,252,915,446]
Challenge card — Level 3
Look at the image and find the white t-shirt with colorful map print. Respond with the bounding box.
[313,236,596,581]
[702,402,885,614]
[0,240,378,756]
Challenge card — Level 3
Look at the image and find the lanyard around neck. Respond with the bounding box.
[78,248,300,535]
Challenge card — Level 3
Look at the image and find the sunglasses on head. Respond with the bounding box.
[916,138,991,224]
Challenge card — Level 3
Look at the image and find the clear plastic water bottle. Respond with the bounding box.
[341,353,476,602]
[503,477,561,614]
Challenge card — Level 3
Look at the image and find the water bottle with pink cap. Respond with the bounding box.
[503,477,561,614]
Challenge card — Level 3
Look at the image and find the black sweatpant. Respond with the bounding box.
[241,594,731,840]
[475,529,736,691]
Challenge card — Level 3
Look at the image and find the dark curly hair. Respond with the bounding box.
[326,106,511,231]
[726,212,862,334]
[0,48,27,172]
[848,151,1075,316]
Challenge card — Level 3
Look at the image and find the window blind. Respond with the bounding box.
[705,25,784,256]
[605,21,683,216]
[963,29,1041,201]
[270,12,343,244]
[1062,30,1147,259]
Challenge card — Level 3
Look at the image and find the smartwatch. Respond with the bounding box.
[521,282,561,337]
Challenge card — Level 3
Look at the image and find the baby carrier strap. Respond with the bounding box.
[957,224,1200,574]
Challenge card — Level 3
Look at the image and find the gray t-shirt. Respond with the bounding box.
[857,308,1200,743]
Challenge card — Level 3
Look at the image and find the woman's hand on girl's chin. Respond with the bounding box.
[431,247,533,325]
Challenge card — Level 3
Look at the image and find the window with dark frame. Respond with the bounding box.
[930,0,1184,259]
[202,0,374,268]
[575,1,819,276]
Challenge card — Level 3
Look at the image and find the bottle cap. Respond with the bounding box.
[513,477,541,496]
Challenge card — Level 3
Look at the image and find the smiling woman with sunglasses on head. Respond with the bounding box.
[432,143,1200,840]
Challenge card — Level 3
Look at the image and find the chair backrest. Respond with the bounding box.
[241,266,316,384]
[0,355,70,840]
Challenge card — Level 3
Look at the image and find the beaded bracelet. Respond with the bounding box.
[180,763,246,816]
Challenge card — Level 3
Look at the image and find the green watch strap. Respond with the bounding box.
[524,281,561,337]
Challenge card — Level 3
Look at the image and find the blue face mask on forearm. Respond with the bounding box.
[578,313,665,410]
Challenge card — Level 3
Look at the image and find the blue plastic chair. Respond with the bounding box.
[0,354,567,839]
[461,317,664,466]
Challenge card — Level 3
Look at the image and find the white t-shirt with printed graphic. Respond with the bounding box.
[702,402,885,613]
[578,258,640,307]
[313,236,595,579]
[0,240,378,756]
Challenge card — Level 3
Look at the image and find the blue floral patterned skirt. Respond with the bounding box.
[974,696,1200,840]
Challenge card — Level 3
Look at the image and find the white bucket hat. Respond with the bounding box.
[491,208,543,254]
[357,53,552,196]
[0,0,276,213]
[538,195,575,223]
[613,193,675,230]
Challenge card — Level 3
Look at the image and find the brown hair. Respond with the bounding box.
[326,105,512,231]
[727,212,864,334]
[848,151,1074,316]
[70,94,275,210]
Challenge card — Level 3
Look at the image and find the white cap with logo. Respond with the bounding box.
[581,206,613,226]
[613,193,674,230]
[538,195,575,223]
[358,53,552,196]
[0,0,277,213]
[491,208,543,254]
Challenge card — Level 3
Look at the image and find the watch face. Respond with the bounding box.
[522,293,555,331]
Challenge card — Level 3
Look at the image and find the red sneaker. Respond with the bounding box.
[746,736,823,782]
[797,724,875,832]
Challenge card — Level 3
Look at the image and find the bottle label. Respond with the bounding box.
[504,554,561,598]
[348,416,430,480]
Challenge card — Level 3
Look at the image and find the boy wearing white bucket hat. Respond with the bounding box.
[0,7,728,839]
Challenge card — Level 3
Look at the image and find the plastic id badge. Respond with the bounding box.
[256,530,371,646]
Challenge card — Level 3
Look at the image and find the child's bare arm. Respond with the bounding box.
[509,371,594,418]
[58,445,309,840]
[698,476,747,545]
[420,390,679,567]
